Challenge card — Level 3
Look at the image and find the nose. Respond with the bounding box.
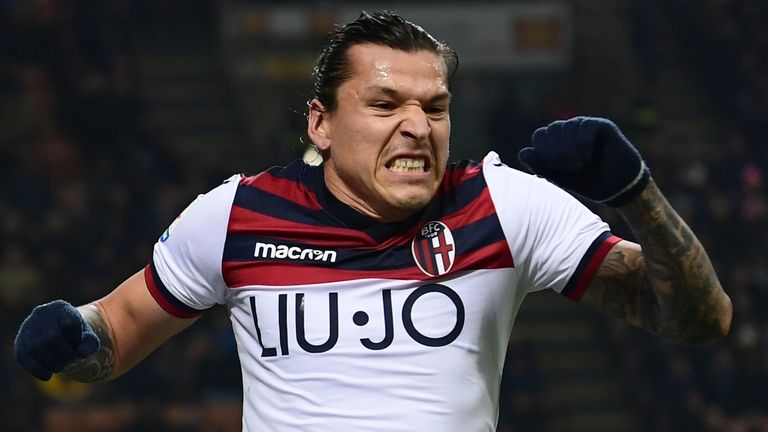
[399,106,431,142]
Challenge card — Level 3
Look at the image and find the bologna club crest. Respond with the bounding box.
[412,221,456,277]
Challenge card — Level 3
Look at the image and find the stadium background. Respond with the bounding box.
[1,0,766,431]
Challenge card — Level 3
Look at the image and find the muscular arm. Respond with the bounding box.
[581,180,732,345]
[61,269,199,382]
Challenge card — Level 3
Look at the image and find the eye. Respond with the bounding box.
[370,101,396,111]
[425,105,449,116]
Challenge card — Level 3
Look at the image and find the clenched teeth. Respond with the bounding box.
[389,158,426,172]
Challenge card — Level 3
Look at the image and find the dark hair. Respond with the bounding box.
[311,10,458,112]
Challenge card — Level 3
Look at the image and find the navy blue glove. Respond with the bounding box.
[518,116,651,207]
[14,300,100,381]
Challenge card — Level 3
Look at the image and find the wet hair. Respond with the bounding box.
[311,10,458,112]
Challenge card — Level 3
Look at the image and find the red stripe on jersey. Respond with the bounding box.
[229,205,377,247]
[224,261,429,287]
[420,238,436,275]
[437,164,482,196]
[240,172,322,210]
[441,187,496,228]
[566,235,622,301]
[459,239,515,270]
[144,265,203,319]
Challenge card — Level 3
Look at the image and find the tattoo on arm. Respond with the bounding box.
[584,180,731,344]
[61,303,117,382]
[588,248,646,323]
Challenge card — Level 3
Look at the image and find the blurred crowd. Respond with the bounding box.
[606,1,768,431]
[0,1,240,431]
[668,0,768,140]
[1,1,766,431]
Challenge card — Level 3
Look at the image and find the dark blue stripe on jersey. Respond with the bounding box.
[422,167,486,222]
[263,160,320,185]
[451,214,508,257]
[223,235,310,262]
[224,234,415,270]
[561,231,612,298]
[149,261,206,315]
[233,184,339,227]
[452,160,479,170]
[223,213,506,273]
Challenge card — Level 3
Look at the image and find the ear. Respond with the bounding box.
[307,99,332,152]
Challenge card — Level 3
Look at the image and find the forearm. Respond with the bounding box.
[61,302,118,382]
[617,179,732,344]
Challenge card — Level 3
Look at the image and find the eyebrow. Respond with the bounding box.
[363,86,452,104]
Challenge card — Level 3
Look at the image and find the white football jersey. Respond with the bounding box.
[146,152,619,431]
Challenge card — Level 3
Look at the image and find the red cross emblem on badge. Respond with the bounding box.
[412,221,456,277]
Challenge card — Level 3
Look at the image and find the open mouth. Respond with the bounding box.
[386,157,430,173]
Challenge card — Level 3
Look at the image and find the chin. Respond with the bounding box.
[376,182,438,217]
[389,194,432,214]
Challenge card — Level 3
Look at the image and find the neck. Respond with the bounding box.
[322,166,411,223]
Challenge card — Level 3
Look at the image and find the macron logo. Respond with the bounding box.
[254,242,337,263]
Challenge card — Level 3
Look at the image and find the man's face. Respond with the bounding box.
[309,44,451,222]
